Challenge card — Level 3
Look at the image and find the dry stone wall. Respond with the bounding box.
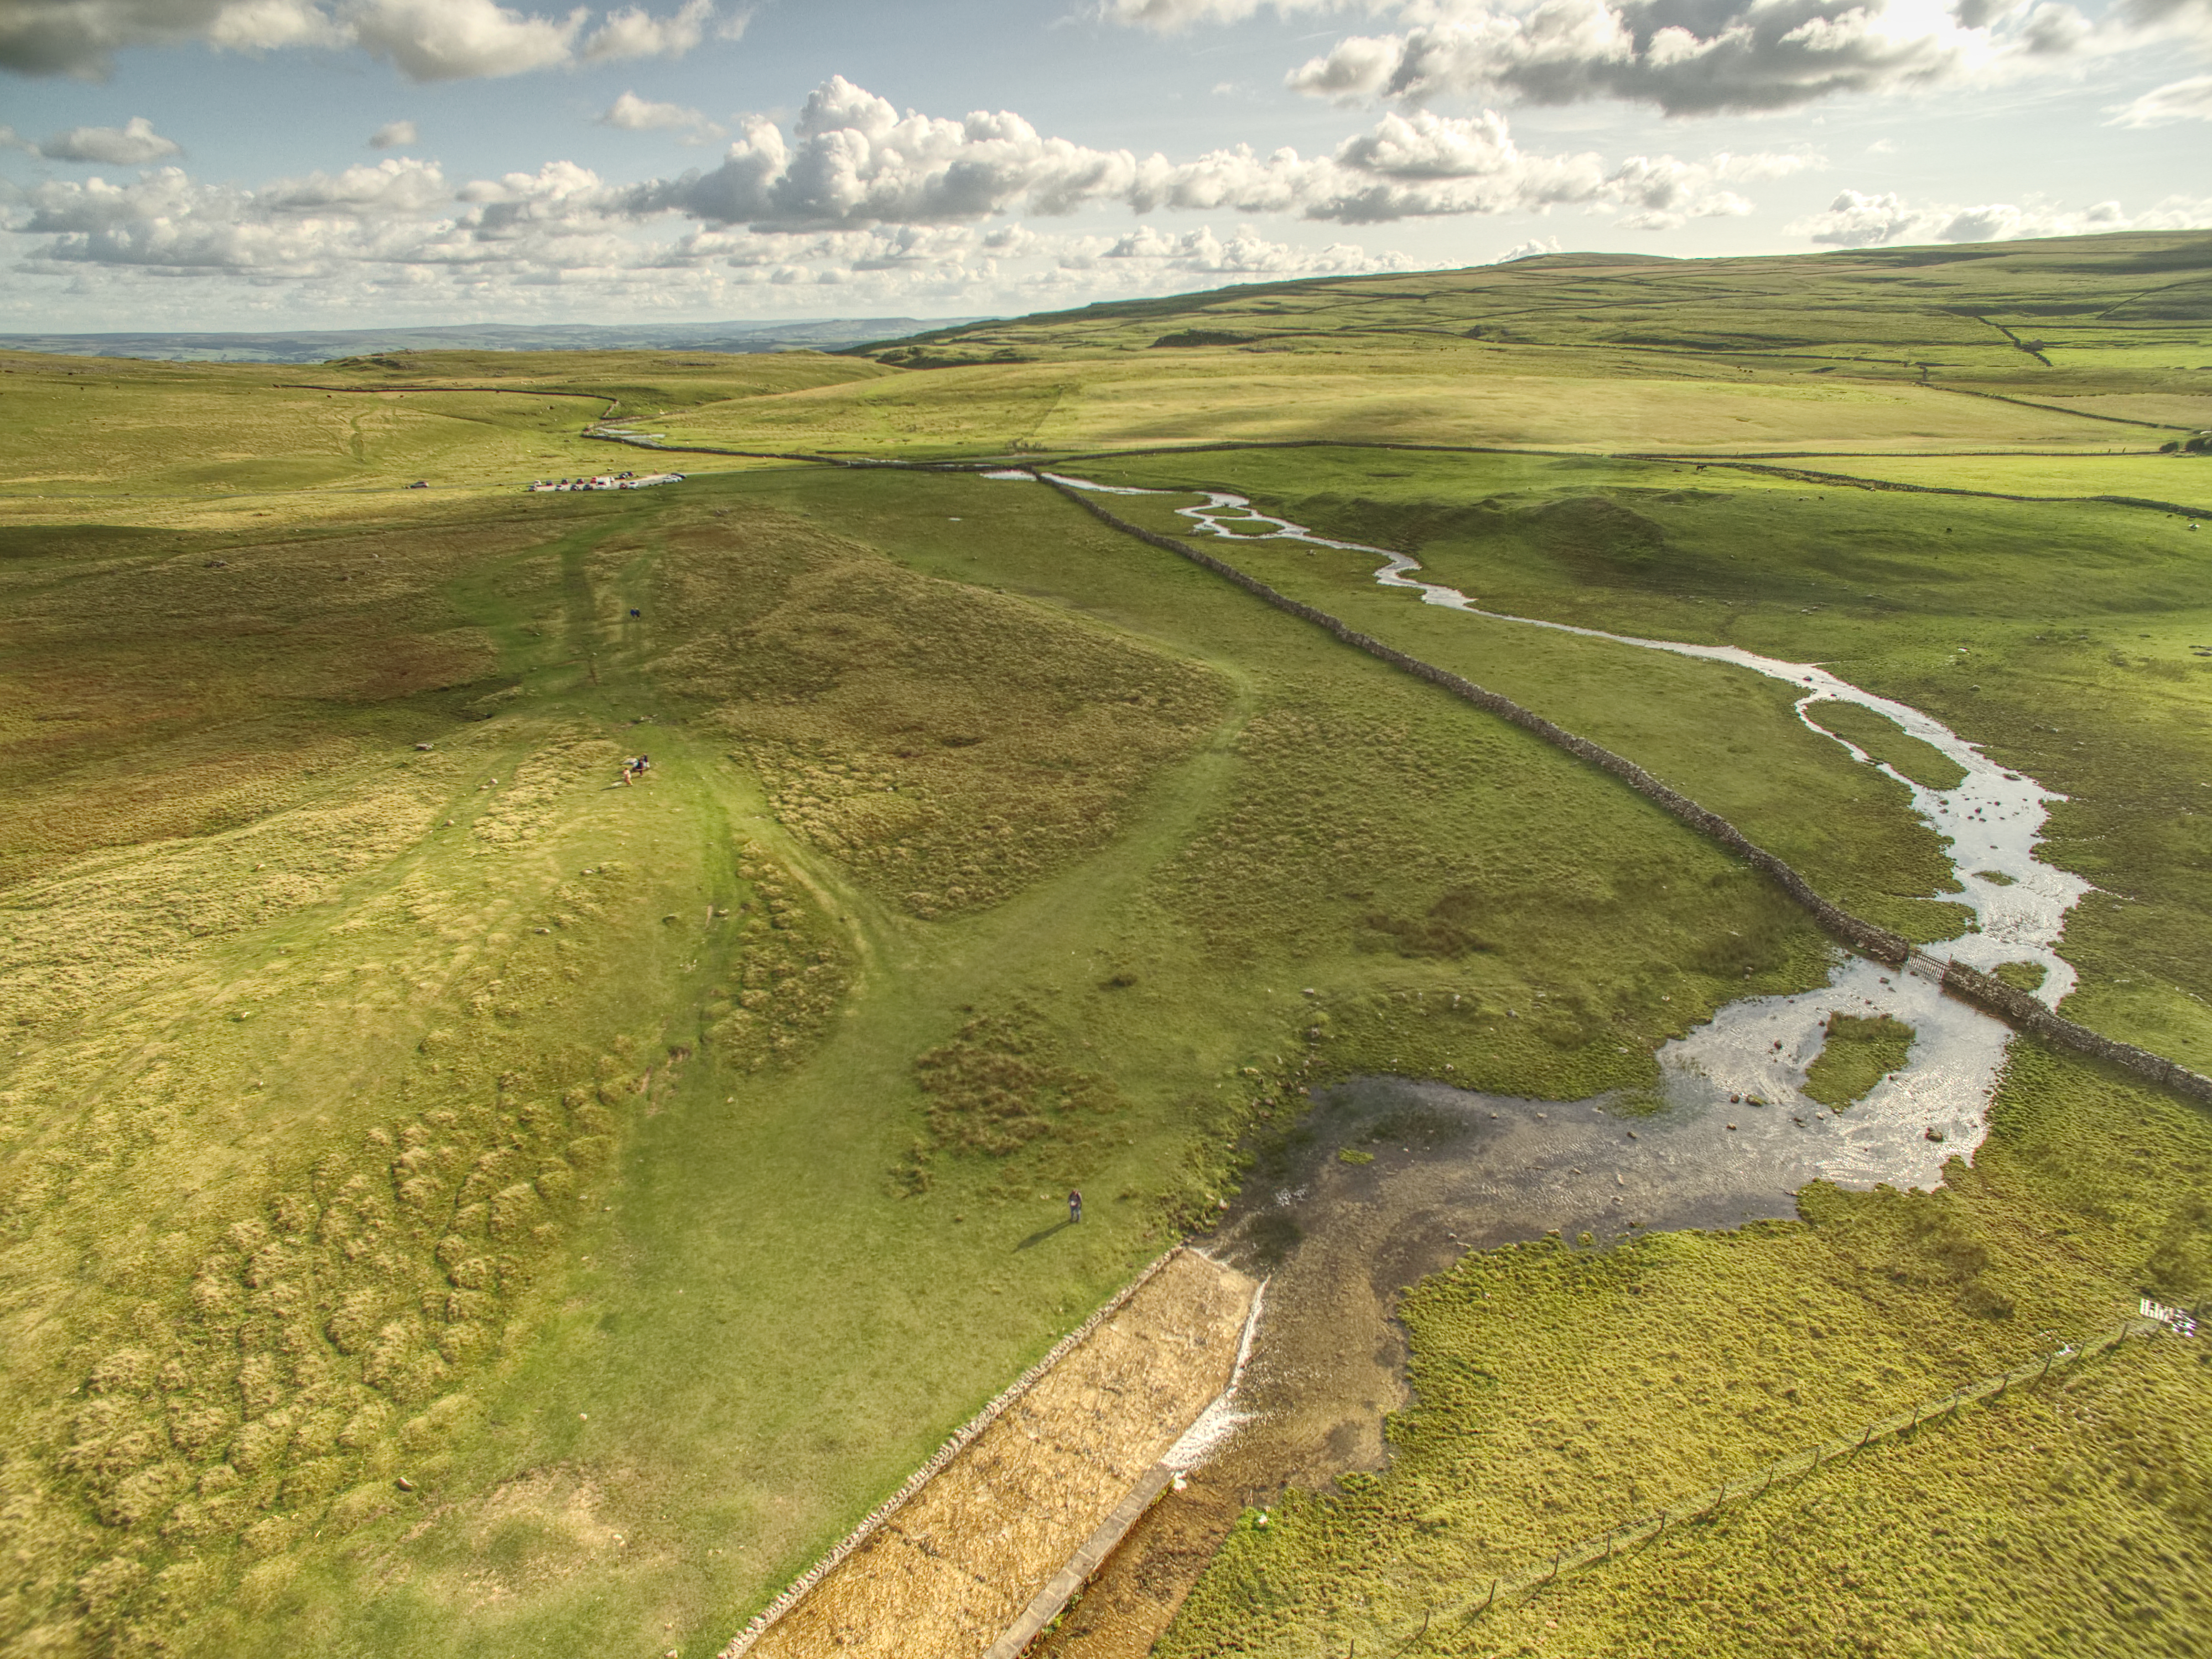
[719,1247,1184,1658]
[1040,475,2212,1109]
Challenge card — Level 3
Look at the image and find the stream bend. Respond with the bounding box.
[1016,469,2094,1194]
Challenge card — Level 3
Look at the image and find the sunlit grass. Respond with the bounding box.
[5,229,2210,1659]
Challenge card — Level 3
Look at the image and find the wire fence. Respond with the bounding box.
[1333,1316,2178,1656]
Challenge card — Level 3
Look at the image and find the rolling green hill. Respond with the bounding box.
[2,231,2206,1659]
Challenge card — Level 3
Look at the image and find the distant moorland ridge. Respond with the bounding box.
[0,315,994,363]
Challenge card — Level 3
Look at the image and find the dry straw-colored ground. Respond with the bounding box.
[742,1250,1256,1659]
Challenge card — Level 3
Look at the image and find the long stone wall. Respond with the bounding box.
[582,423,2212,523]
[1039,474,2212,1109]
[717,1246,1184,1658]
[1939,961,2212,1102]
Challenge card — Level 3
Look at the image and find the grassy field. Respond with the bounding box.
[1690,450,2212,505]
[3,455,1865,1657]
[650,350,2146,459]
[0,349,889,499]
[3,230,2209,1659]
[1801,1013,1917,1107]
[1802,703,1967,792]
[1161,1045,2212,1658]
[601,237,2212,463]
[1071,440,2212,1073]
[866,233,2210,373]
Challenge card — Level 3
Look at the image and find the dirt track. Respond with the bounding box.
[742,1249,1256,1659]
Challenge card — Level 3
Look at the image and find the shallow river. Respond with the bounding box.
[1017,469,2090,1196]
[990,469,2091,1658]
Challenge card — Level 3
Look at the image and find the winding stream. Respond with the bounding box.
[1016,469,2091,1194]
[990,468,2095,1659]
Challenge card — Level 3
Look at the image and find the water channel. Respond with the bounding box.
[984,469,2092,1657]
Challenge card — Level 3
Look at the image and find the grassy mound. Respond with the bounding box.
[1804,703,1969,793]
[1803,1014,1918,1109]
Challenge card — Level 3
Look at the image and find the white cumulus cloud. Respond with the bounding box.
[347,0,584,80]
[1281,0,2050,116]
[368,117,418,147]
[36,115,181,161]
[0,1,335,77]
[619,75,1149,228]
[0,0,719,79]
[1126,109,1815,225]
[583,0,711,59]
[1787,187,2212,246]
[15,156,454,268]
[599,89,720,136]
[604,78,1815,232]
[2108,71,2212,121]
[2117,0,2212,47]
[1096,0,1347,27]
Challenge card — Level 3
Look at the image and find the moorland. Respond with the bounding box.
[2,230,2209,1659]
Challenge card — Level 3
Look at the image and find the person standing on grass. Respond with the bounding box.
[1069,1189,1083,1225]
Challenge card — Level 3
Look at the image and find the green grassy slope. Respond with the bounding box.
[2,459,1862,1657]
[652,350,2137,459]
[861,232,2212,383]
[613,233,2212,463]
[0,349,891,500]
[3,230,2209,1659]
[1077,443,2212,1072]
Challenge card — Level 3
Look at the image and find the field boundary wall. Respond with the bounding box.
[980,1463,1180,1659]
[716,1246,1183,1658]
[1348,1318,2176,1652]
[583,424,2212,522]
[1039,474,2212,1107]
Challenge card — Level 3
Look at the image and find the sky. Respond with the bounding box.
[0,0,2205,332]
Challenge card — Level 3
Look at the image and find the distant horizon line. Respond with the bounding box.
[0,315,1001,341]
